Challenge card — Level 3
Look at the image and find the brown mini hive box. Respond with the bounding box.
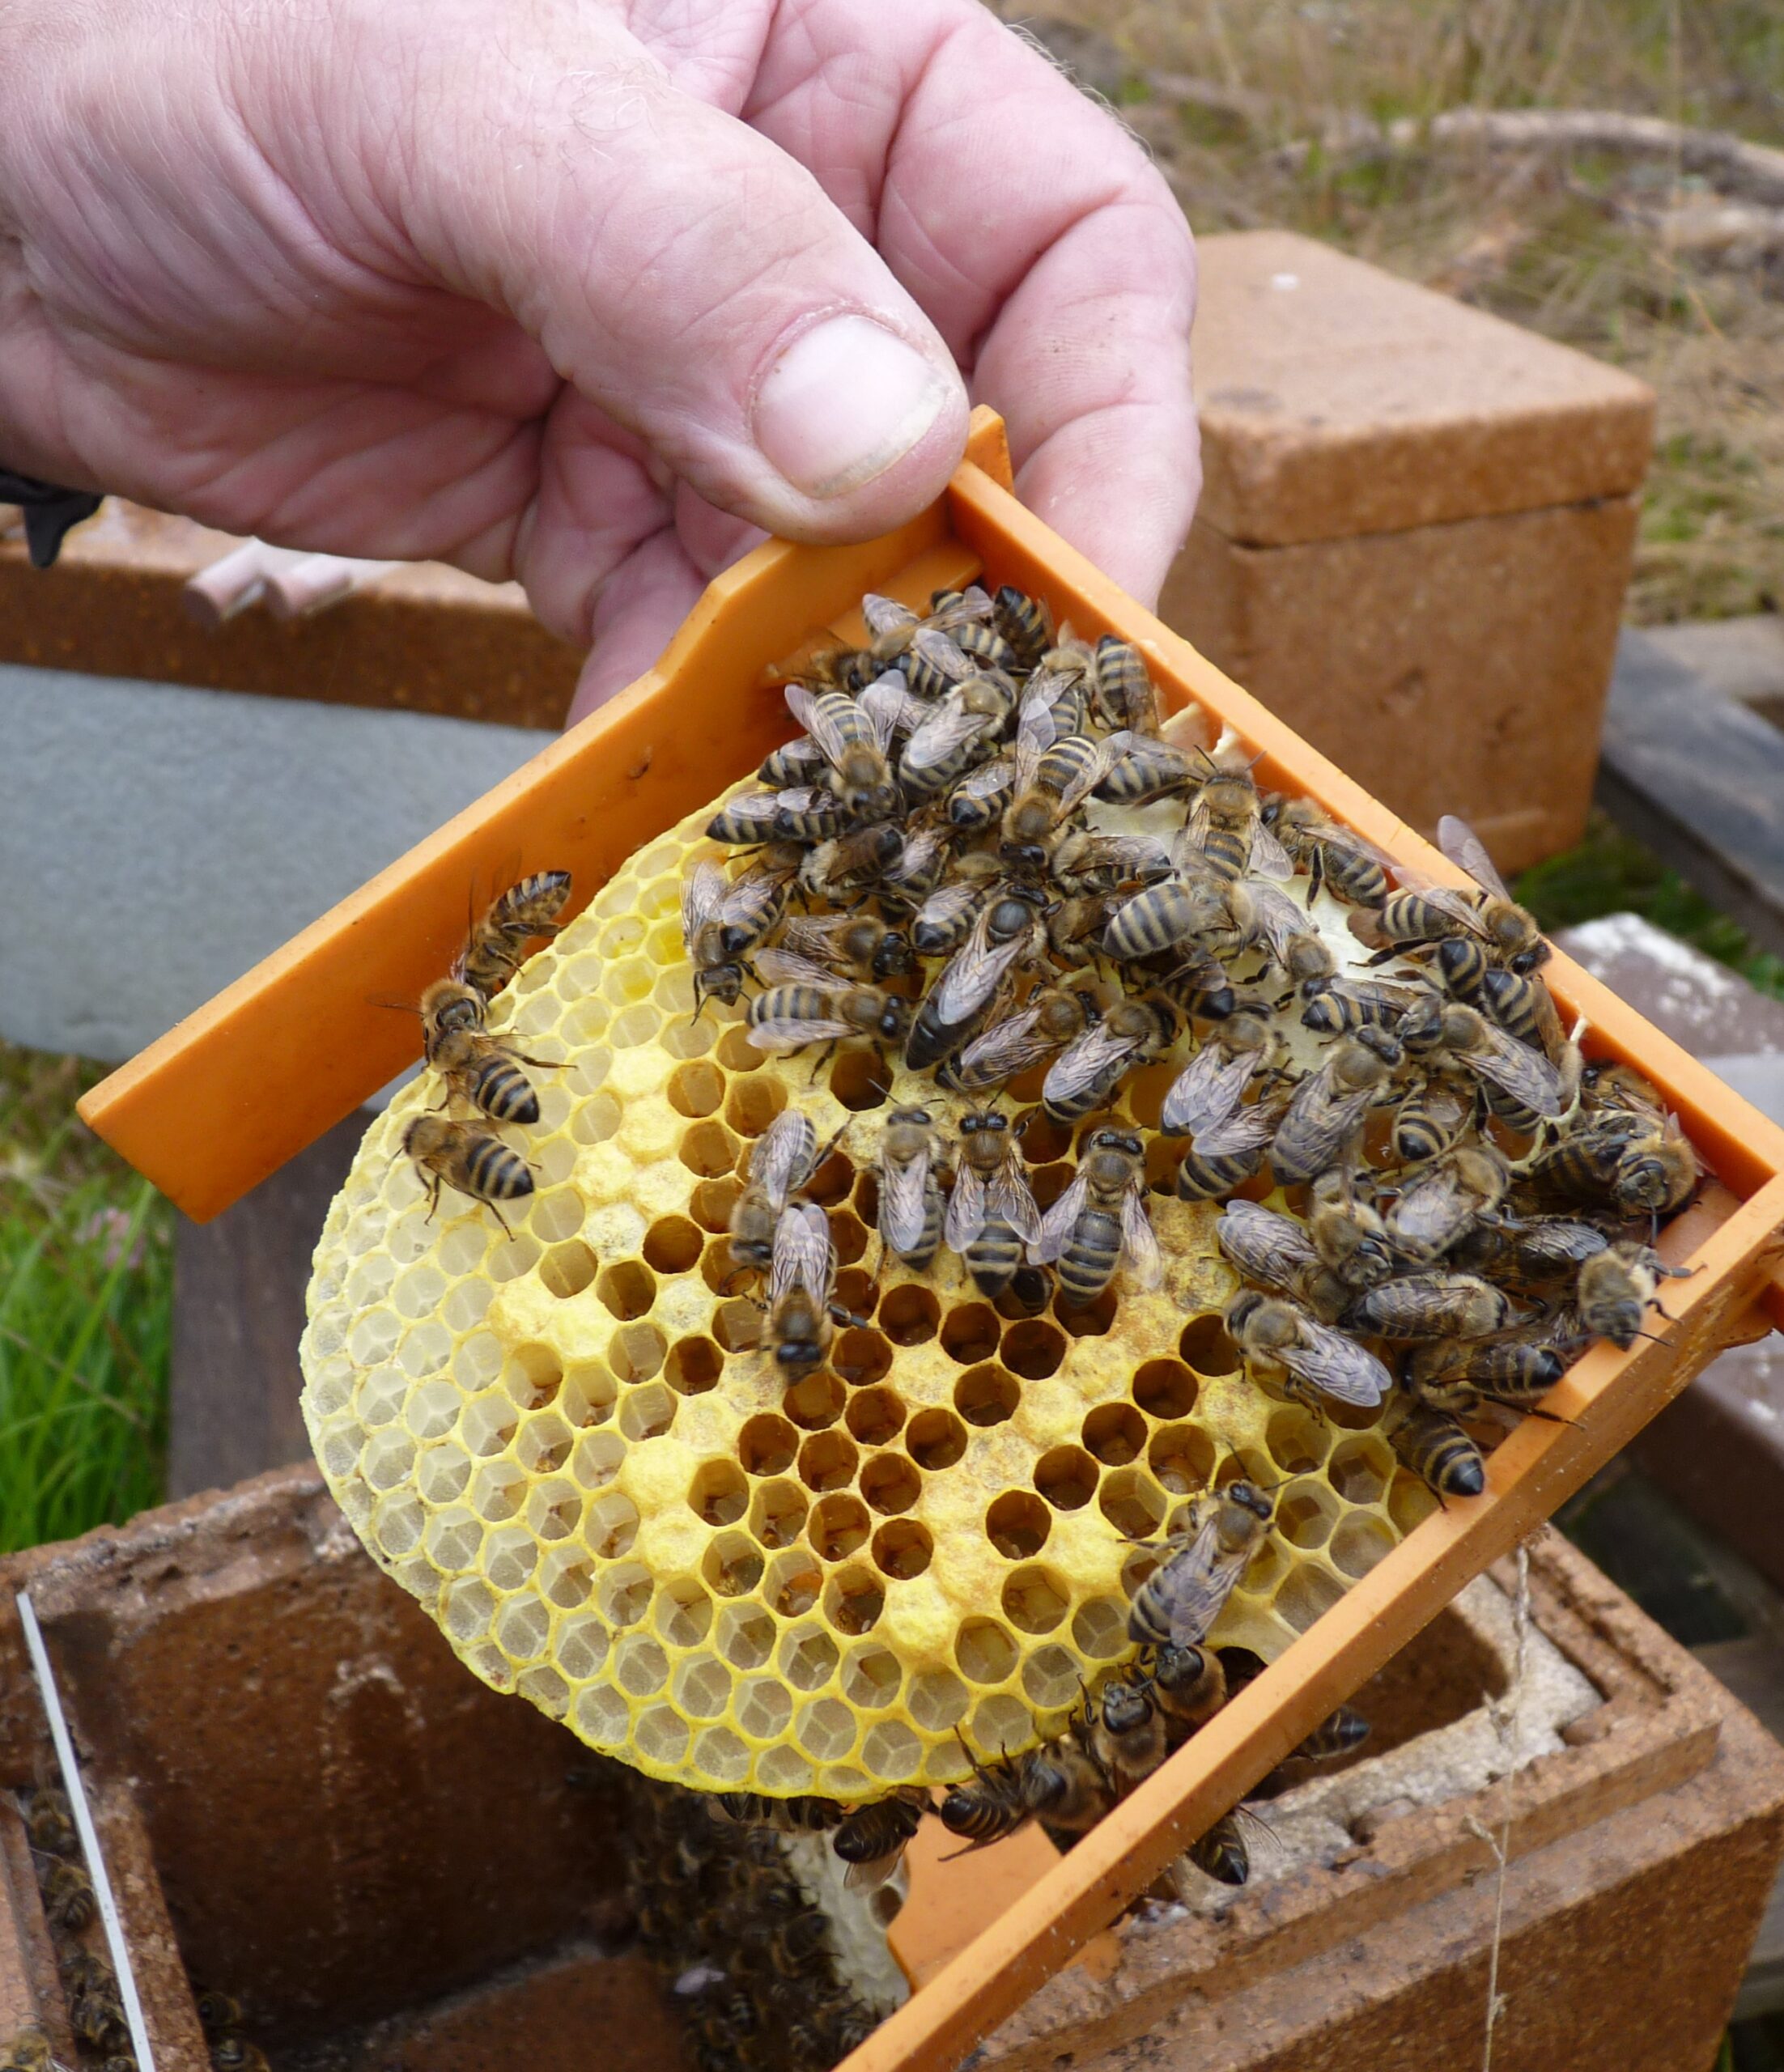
[79,411,1784,2072]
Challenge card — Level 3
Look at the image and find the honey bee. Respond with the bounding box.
[40,1857,95,1930]
[1292,1705,1372,1761]
[1126,1483,1275,1649]
[402,1115,533,1232]
[1354,817,1547,975]
[780,682,902,821]
[1216,1199,1323,1301]
[194,1993,243,2037]
[1090,635,1162,736]
[797,821,906,901]
[1032,1127,1162,1307]
[1094,732,1204,806]
[1299,970,1432,1041]
[419,980,555,1125]
[1391,1402,1486,1501]
[999,701,1114,864]
[1404,1337,1569,1415]
[1398,1000,1575,1132]
[728,1109,822,1275]
[906,892,1047,1072]
[830,1790,928,1890]
[1384,1144,1509,1263]
[1187,1810,1253,1886]
[1151,1643,1229,1736]
[945,752,1017,829]
[0,2025,56,2072]
[1046,830,1174,898]
[1531,1106,1699,1225]
[1184,744,1293,883]
[911,876,991,956]
[455,870,573,998]
[69,1985,127,2056]
[758,731,827,788]
[1225,1289,1391,1410]
[946,1110,1042,1297]
[1090,1679,1168,1794]
[1392,1076,1474,1166]
[1307,1171,1397,1289]
[1473,1215,1611,1284]
[881,817,954,905]
[763,1203,860,1379]
[1269,1029,1401,1186]
[1160,1015,1280,1140]
[877,1106,945,1270]
[746,983,909,1059]
[939,1743,1028,1845]
[21,1787,75,1856]
[716,1790,843,1831]
[1022,1736,1118,1840]
[770,785,854,843]
[1148,942,1238,1022]
[1264,798,1391,906]
[898,673,1014,795]
[1344,1272,1516,1342]
[1438,940,1568,1062]
[992,585,1052,669]
[1173,1102,1284,1203]
[706,788,795,844]
[1102,872,1235,965]
[949,986,1097,1093]
[1577,1240,1692,1348]
[1041,997,1178,1124]
[767,911,914,983]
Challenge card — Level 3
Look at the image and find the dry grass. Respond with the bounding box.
[1004,0,1784,621]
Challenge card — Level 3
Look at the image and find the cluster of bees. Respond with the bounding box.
[627,1776,880,2072]
[401,870,575,1229]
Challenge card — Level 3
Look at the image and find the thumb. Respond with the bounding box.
[372,5,971,541]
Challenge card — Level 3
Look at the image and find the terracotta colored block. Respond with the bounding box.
[1163,495,1640,871]
[1166,230,1655,874]
[0,502,580,728]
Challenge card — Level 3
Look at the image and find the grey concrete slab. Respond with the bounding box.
[0,664,552,1063]
[1641,613,1784,708]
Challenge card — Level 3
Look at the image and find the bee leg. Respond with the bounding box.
[485,1197,518,1238]
[421,1175,444,1222]
[808,1042,839,1087]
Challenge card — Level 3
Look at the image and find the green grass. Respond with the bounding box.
[0,1048,171,1551]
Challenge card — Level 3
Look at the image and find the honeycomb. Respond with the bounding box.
[299,792,1437,1800]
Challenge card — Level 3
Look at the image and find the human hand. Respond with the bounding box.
[0,0,1197,717]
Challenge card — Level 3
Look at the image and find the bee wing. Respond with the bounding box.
[1466,1018,1568,1119]
[926,587,994,631]
[1031,1172,1090,1264]
[903,697,988,775]
[1021,663,1077,723]
[712,791,784,835]
[1248,822,1296,881]
[955,1002,1047,1085]
[771,1202,834,1301]
[774,913,843,959]
[954,754,1017,803]
[1194,1102,1283,1157]
[860,671,926,744]
[1387,1167,1461,1252]
[1246,881,1313,966]
[1275,1317,1391,1408]
[1162,1047,1254,1136]
[862,593,918,639]
[1216,1200,1319,1284]
[775,785,832,816]
[843,1848,907,1893]
[752,947,839,987]
[1437,814,1515,902]
[682,860,725,938]
[933,913,1027,1025]
[752,1110,818,1201]
[1053,740,1116,818]
[915,881,982,935]
[1042,1021,1137,1109]
[988,1157,1043,1246]
[1120,1184,1164,1289]
[944,1162,988,1251]
[1015,683,1060,758]
[1331,974,1430,1013]
[716,870,781,927]
[1159,1514,1238,1647]
[879,1150,934,1255]
[746,1016,856,1054]
[911,626,974,685]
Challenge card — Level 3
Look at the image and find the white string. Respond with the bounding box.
[1464,1543,1531,2072]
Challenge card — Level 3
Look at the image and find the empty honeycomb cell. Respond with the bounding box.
[724,1073,786,1138]
[1000,1565,1069,1636]
[1016,1111,1072,1164]
[1276,1486,1337,1550]
[716,1602,776,1673]
[1329,1436,1392,1505]
[397,1321,454,1379]
[668,1059,725,1119]
[452,1331,505,1391]
[711,1299,762,1355]
[749,1478,808,1550]
[845,1386,906,1448]
[1179,1314,1240,1374]
[616,1378,674,1441]
[1059,1287,1120,1339]
[503,1343,564,1408]
[699,1239,740,1297]
[460,1397,520,1460]
[634,1703,691,1767]
[902,1668,967,1737]
[971,1692,1031,1756]
[660,1008,712,1056]
[811,1493,872,1563]
[954,1618,1018,1685]
[349,1312,399,1365]
[861,1718,922,1781]
[575,1683,631,1746]
[529,1186,584,1242]
[841,1642,903,1712]
[515,1412,572,1475]
[563,1365,618,1429]
[588,1490,641,1560]
[597,1259,656,1321]
[877,1286,941,1347]
[611,1004,661,1047]
[941,1303,1001,1365]
[860,1454,921,1518]
[556,1611,610,1682]
[482,1525,541,1593]
[903,1408,966,1473]
[438,1221,493,1275]
[489,1234,544,1285]
[1273,1564,1347,1633]
[798,1430,859,1493]
[539,1545,594,1610]
[737,1675,795,1741]
[1071,1598,1129,1659]
[954,1365,1020,1428]
[615,1632,671,1697]
[782,1624,842,1692]
[737,1413,798,1478]
[688,1458,749,1527]
[835,1327,893,1390]
[393,1263,448,1319]
[494,1594,552,1662]
[355,1369,406,1429]
[1331,1512,1396,1579]
[415,1441,473,1506]
[538,1242,599,1301]
[693,1726,754,1787]
[830,1212,871,1270]
[424,1507,485,1573]
[1083,1402,1147,1467]
[1034,1446,1098,1511]
[1132,1358,1198,1421]
[1388,1470,1439,1536]
[1098,1467,1166,1540]
[1029,1162,1075,1212]
[597,1560,652,1628]
[441,1576,498,1645]
[835,1266,875,1316]
[525,1475,583,1541]
[668,1646,730,1717]
[644,1217,704,1276]
[571,1429,625,1488]
[852,1171,881,1227]
[702,1531,765,1599]
[824,1567,886,1637]
[1267,1408,1331,1476]
[872,1519,933,1581]
[1146,1421,1216,1497]
[716,1023,758,1072]
[571,1092,624,1146]
[371,1491,425,1559]
[986,1491,1051,1560]
[798,1696,859,1762]
[677,1119,740,1178]
[768,1551,824,1620]
[1022,1643,1082,1713]
[830,1051,894,1111]
[784,1372,847,1431]
[1001,1318,1066,1380]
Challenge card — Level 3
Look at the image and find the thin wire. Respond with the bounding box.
[1468,1543,1531,2072]
[16,1591,157,2072]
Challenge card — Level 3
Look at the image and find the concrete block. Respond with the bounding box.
[1168,231,1655,873]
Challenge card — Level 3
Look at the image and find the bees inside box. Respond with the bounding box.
[299,580,1701,1916]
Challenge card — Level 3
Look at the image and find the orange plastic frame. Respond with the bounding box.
[79,410,1784,2072]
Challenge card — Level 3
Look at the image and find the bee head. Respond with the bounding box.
[873,930,915,978]
[775,1339,823,1371]
[1229,1481,1274,1522]
[877,996,912,1040]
